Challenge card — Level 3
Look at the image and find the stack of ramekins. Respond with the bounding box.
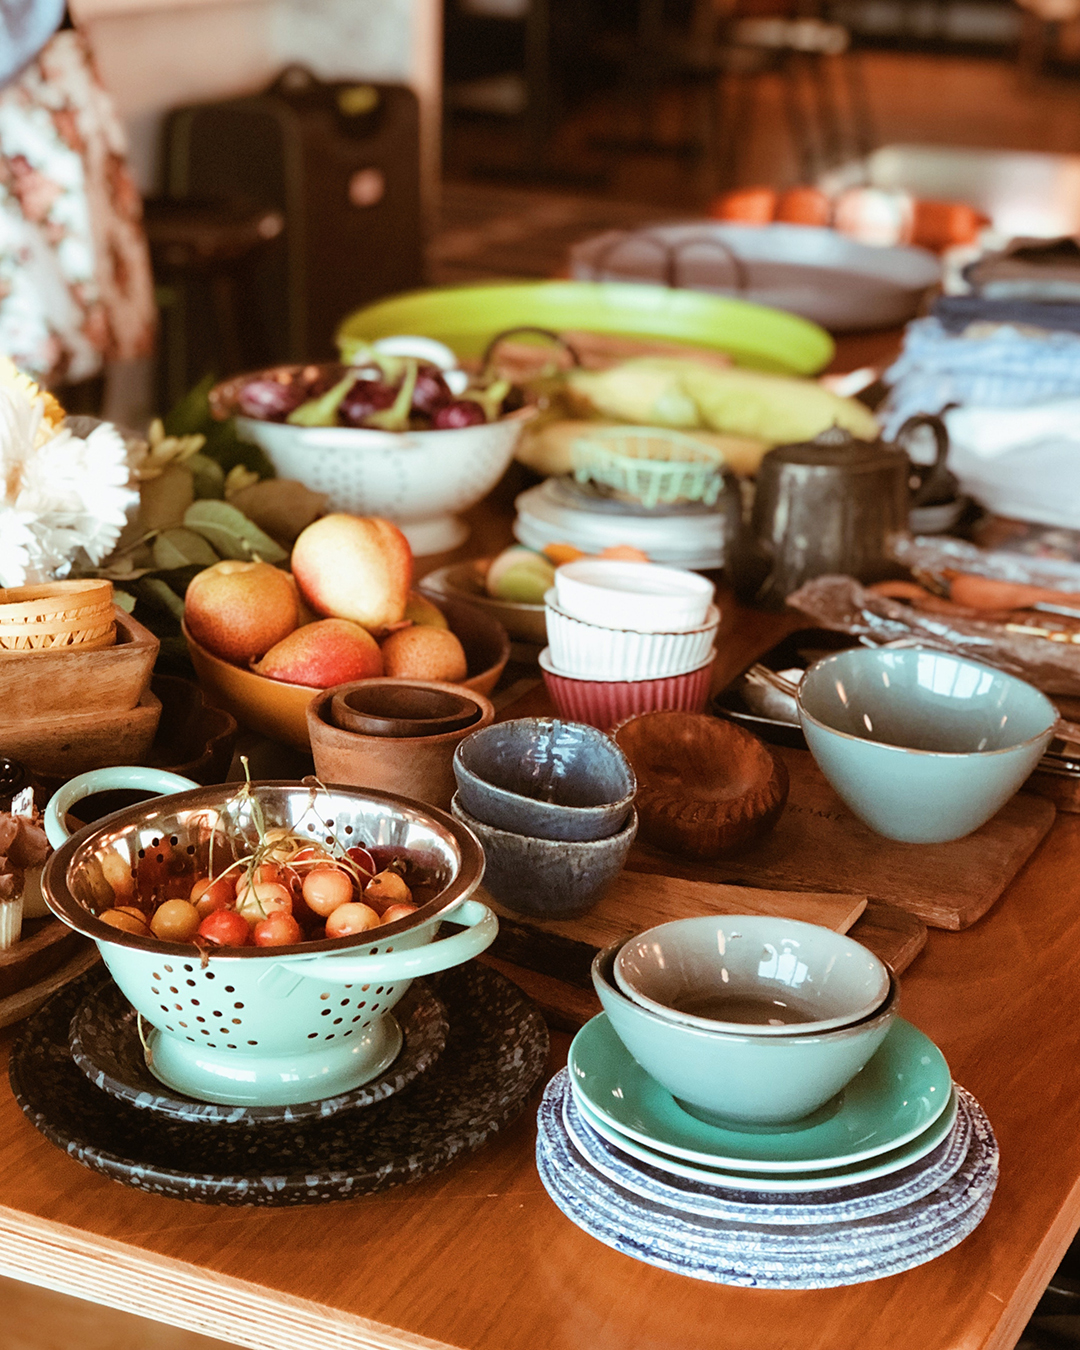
[541,560,719,730]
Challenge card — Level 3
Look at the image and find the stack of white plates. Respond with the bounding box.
[514,479,738,571]
[536,1015,998,1288]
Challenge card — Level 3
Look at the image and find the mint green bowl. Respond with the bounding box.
[592,944,897,1126]
[338,280,834,375]
[797,647,1057,844]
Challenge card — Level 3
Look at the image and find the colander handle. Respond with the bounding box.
[279,898,499,986]
[44,767,200,849]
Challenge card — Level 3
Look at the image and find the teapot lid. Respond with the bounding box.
[767,424,904,469]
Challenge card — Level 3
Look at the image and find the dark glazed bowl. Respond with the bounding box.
[453,717,636,841]
[451,794,638,919]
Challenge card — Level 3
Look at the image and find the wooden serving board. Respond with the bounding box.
[480,884,925,1033]
[627,744,1057,931]
[484,871,867,992]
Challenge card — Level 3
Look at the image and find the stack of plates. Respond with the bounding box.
[536,1014,998,1288]
[513,478,740,571]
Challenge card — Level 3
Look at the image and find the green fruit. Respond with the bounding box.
[486,546,555,604]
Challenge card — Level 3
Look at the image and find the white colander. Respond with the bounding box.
[43,767,495,1106]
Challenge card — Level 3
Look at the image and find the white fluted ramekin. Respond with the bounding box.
[544,593,720,681]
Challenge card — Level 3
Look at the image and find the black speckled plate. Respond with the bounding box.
[69,975,449,1127]
[9,962,549,1206]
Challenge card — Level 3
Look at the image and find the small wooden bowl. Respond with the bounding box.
[308,683,496,810]
[331,683,481,738]
[613,711,789,860]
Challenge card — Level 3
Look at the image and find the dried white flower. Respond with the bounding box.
[0,359,137,586]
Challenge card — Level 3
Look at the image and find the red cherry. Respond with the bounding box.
[197,909,252,948]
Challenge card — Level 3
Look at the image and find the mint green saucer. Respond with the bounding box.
[572,1089,959,1192]
[568,1015,951,1172]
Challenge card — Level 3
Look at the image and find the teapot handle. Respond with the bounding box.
[895,413,952,508]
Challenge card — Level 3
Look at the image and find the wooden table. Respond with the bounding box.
[1,592,1079,1350]
[2,351,1078,1350]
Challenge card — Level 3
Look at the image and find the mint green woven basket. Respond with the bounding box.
[570,426,728,509]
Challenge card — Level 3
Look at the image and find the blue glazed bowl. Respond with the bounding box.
[797,646,1056,844]
[451,794,637,919]
[453,718,636,841]
[591,944,898,1127]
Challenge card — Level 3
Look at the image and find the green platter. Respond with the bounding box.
[337,280,834,376]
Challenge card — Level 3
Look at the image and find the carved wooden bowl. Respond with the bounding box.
[612,711,789,860]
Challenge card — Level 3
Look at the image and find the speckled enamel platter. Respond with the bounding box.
[570,1085,961,1193]
[535,1076,998,1288]
[69,974,449,1126]
[10,963,548,1206]
[569,1014,951,1171]
[557,1073,970,1213]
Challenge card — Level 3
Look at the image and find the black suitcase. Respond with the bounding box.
[157,67,424,392]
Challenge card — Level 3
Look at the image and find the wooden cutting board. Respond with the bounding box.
[480,889,925,1033]
[483,872,868,992]
[627,744,1057,931]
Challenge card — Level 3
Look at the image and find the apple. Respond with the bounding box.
[291,514,412,632]
[252,619,383,687]
[185,560,299,664]
[379,625,468,682]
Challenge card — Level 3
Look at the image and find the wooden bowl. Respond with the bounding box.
[0,915,85,1000]
[612,711,789,860]
[309,684,495,810]
[185,599,510,752]
[0,607,158,721]
[420,562,548,648]
[331,683,481,738]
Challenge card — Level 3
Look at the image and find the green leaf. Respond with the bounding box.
[152,527,220,571]
[163,374,217,437]
[139,464,195,533]
[113,590,137,613]
[187,452,226,500]
[138,576,187,622]
[183,500,288,563]
[287,373,355,427]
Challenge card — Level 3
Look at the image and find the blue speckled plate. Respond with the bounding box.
[566,1079,963,1197]
[9,962,548,1206]
[568,1014,951,1171]
[535,1083,997,1288]
[69,974,448,1126]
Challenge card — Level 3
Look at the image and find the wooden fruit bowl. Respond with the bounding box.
[185,597,510,752]
[613,711,789,860]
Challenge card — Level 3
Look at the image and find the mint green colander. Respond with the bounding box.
[43,768,495,1107]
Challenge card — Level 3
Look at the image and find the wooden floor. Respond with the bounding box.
[10,40,1080,1350]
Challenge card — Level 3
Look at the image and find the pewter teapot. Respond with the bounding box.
[732,415,954,610]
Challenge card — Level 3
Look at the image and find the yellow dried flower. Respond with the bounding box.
[136,418,206,480]
[0,357,65,446]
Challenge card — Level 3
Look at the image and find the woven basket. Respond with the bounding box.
[0,580,115,653]
[570,427,728,509]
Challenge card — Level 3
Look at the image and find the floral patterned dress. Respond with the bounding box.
[0,28,156,386]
